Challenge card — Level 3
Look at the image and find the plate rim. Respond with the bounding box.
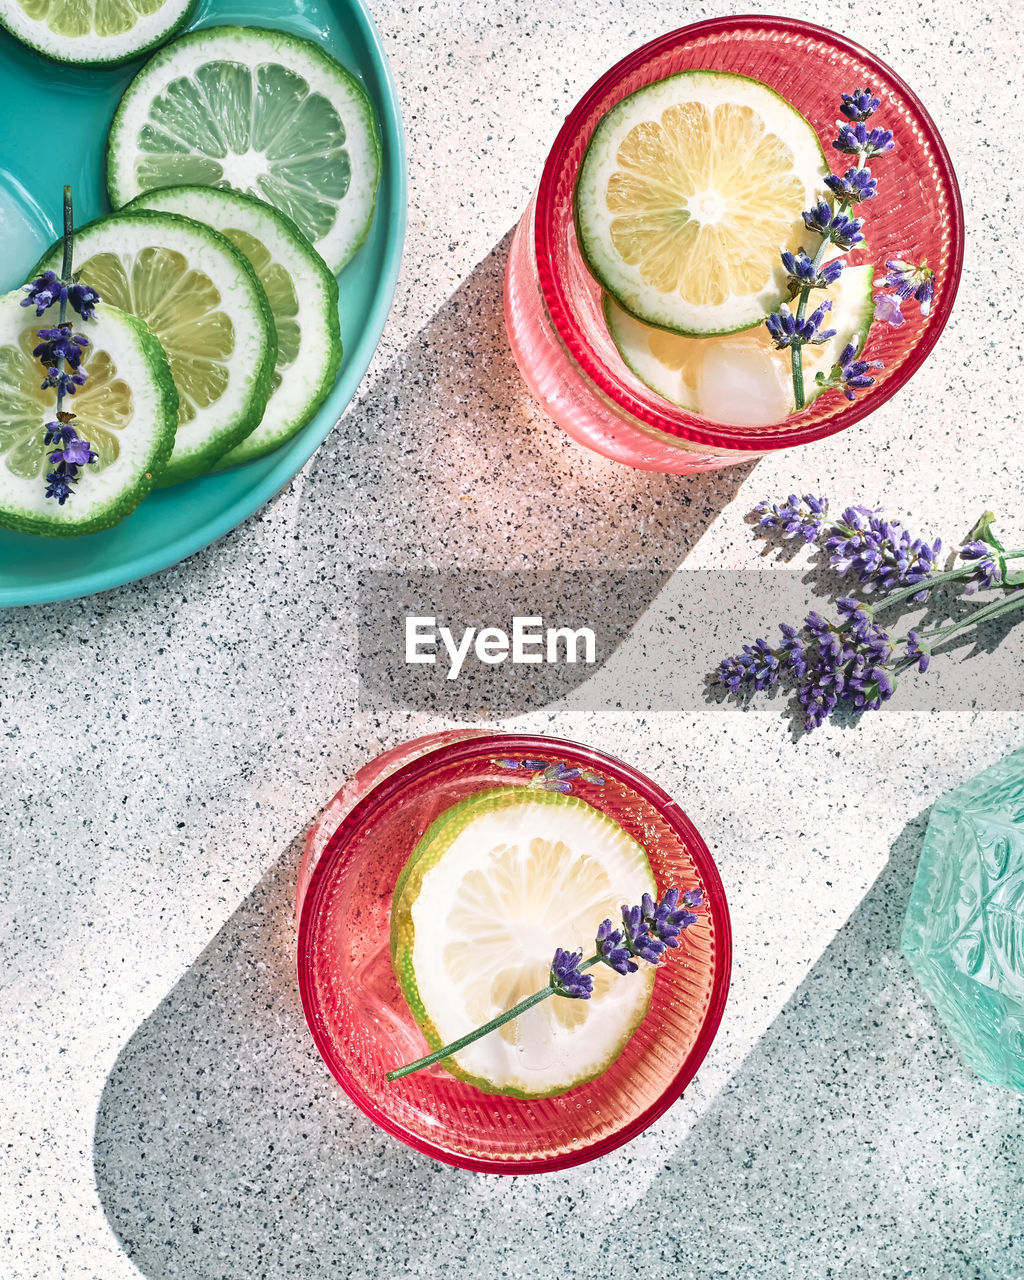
[0,3,407,608]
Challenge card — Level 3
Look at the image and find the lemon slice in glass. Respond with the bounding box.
[106,25,381,274]
[390,788,657,1098]
[575,70,828,335]
[604,262,876,424]
[0,290,176,536]
[33,210,276,486]
[0,0,196,67]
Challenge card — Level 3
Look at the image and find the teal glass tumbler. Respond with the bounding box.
[902,747,1024,1094]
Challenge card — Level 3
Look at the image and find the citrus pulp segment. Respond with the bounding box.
[106,25,382,274]
[33,210,276,486]
[575,70,829,336]
[390,787,658,1098]
[604,262,876,424]
[0,0,196,68]
[0,291,177,536]
[126,186,343,469]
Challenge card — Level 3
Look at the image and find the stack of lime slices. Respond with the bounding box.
[391,788,658,1098]
[574,70,876,425]
[2,23,380,537]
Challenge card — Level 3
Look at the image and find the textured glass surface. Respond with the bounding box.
[902,748,1024,1093]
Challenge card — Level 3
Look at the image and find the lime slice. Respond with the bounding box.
[106,25,382,274]
[390,788,657,1098]
[33,210,276,486]
[575,70,828,336]
[604,262,876,425]
[0,0,195,67]
[127,186,343,469]
[0,290,176,536]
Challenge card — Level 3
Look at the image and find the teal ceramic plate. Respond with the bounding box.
[0,0,405,606]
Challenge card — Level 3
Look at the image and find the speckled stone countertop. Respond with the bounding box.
[3,1,1023,1277]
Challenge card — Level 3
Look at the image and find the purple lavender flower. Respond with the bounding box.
[801,202,865,250]
[68,282,100,321]
[59,436,98,468]
[834,122,895,158]
[43,421,78,447]
[33,324,89,370]
[781,249,844,297]
[549,948,593,999]
[879,259,935,317]
[778,622,808,678]
[620,904,665,964]
[824,506,940,596]
[873,293,905,327]
[717,637,781,693]
[765,299,836,350]
[595,918,636,975]
[839,89,881,122]
[640,887,700,945]
[960,540,1000,590]
[41,420,98,503]
[824,166,878,204]
[906,629,930,673]
[41,366,87,396]
[815,341,884,402]
[21,270,68,315]
[756,493,829,543]
[44,471,74,505]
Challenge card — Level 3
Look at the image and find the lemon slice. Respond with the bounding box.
[106,26,381,274]
[33,210,276,486]
[604,262,876,424]
[126,186,342,469]
[575,70,828,335]
[0,0,196,67]
[0,290,177,536]
[390,788,657,1098]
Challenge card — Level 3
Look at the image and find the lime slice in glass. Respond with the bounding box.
[391,788,657,1098]
[576,70,829,335]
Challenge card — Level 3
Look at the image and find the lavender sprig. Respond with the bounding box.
[385,887,702,1082]
[765,88,904,412]
[718,498,1024,731]
[493,757,605,793]
[22,187,101,506]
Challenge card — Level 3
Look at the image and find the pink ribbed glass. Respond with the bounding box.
[296,733,731,1173]
[504,17,964,472]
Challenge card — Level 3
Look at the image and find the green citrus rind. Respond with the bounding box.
[125,185,342,469]
[32,209,277,486]
[0,294,177,538]
[0,0,197,69]
[575,69,829,337]
[390,786,656,1098]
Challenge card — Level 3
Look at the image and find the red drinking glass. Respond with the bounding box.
[504,16,964,472]
[296,732,731,1173]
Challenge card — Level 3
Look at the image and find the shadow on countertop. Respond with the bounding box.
[93,810,1024,1280]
